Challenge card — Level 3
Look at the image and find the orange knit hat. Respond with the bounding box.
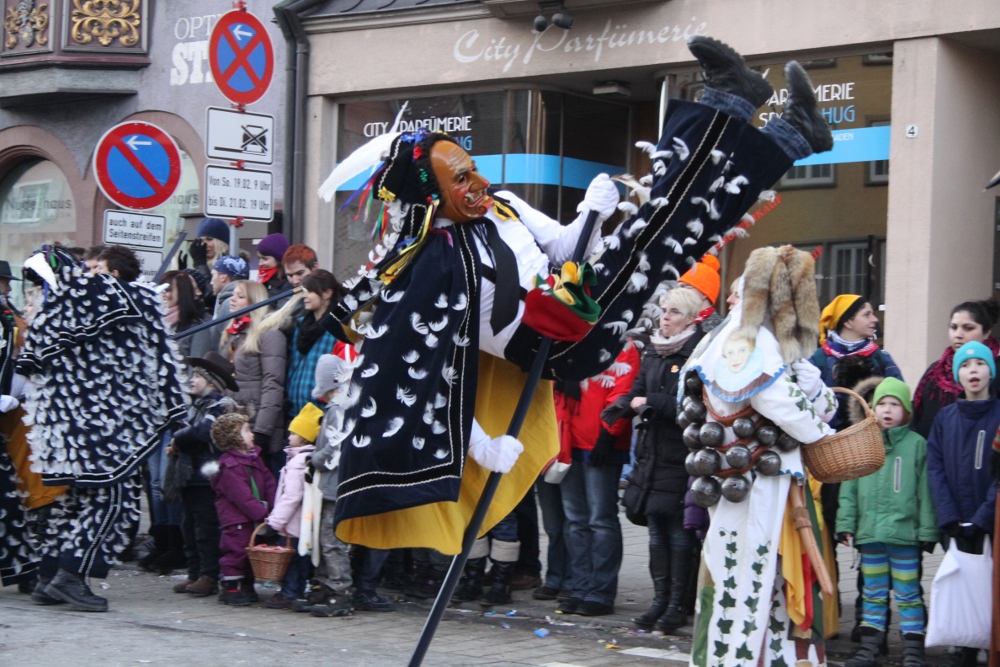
[679,254,721,304]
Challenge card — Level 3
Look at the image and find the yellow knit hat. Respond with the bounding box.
[288,402,324,443]
[819,294,863,345]
[679,254,721,304]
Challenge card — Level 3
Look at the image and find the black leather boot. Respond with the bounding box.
[781,61,834,153]
[632,546,670,629]
[655,545,692,633]
[687,35,773,108]
[44,569,109,612]
[480,560,514,606]
[31,577,64,605]
[451,556,486,603]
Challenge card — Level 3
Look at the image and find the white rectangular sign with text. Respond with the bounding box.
[204,165,273,221]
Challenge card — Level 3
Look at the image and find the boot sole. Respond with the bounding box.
[688,36,773,108]
[31,592,65,605]
[43,584,108,612]
[783,61,833,152]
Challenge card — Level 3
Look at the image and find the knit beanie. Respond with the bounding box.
[312,354,351,399]
[288,402,324,443]
[872,377,913,415]
[211,413,249,452]
[212,255,249,280]
[818,294,864,345]
[196,217,230,245]
[257,233,290,260]
[953,340,996,382]
[679,254,721,304]
[183,267,211,297]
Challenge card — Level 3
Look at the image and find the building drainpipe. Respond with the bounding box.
[273,0,327,243]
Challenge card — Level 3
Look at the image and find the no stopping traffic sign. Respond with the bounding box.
[209,10,274,106]
[93,121,182,211]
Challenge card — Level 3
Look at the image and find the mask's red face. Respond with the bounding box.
[429,141,493,223]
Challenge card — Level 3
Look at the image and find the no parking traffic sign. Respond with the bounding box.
[93,121,182,211]
[209,10,274,106]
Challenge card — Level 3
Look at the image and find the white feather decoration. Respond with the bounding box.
[318,102,409,202]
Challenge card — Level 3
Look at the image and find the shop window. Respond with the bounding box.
[780,163,835,188]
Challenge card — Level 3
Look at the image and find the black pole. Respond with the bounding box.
[169,287,299,340]
[152,231,187,284]
[407,210,601,667]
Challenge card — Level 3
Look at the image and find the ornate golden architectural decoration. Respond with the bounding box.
[70,0,142,48]
[4,1,50,49]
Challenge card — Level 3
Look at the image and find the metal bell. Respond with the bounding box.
[721,475,751,503]
[732,417,756,439]
[683,424,702,450]
[757,424,779,446]
[683,398,707,423]
[676,410,692,429]
[684,451,700,477]
[691,448,723,476]
[681,395,694,411]
[690,476,722,508]
[685,373,703,394]
[755,450,782,476]
[725,445,752,470]
[776,433,801,452]
[698,422,725,447]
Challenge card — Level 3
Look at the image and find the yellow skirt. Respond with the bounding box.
[335,352,559,554]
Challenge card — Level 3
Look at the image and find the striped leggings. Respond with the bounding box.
[859,542,925,635]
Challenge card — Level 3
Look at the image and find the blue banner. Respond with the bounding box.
[794,126,891,166]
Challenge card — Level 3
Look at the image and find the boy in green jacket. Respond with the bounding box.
[836,377,938,667]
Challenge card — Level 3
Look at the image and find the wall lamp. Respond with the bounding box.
[534,2,573,32]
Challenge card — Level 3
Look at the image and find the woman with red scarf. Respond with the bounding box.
[256,233,290,298]
[911,298,1000,438]
[220,280,288,473]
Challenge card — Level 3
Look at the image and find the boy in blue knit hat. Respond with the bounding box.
[926,341,999,667]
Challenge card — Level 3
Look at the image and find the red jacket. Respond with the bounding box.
[554,341,640,463]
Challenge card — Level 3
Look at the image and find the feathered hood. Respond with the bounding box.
[737,245,820,364]
[847,375,884,426]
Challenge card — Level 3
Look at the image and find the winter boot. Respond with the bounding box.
[185,575,218,597]
[687,35,774,109]
[656,545,692,632]
[31,577,64,605]
[451,557,486,603]
[218,579,251,606]
[310,588,354,617]
[780,62,834,154]
[242,576,259,603]
[137,525,168,572]
[44,569,109,612]
[845,630,884,667]
[901,636,925,667]
[150,525,186,575]
[405,563,447,599]
[632,546,670,629]
[947,648,979,667]
[293,580,333,612]
[480,560,515,606]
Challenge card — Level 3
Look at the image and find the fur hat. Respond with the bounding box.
[847,375,884,426]
[211,413,249,452]
[737,245,820,364]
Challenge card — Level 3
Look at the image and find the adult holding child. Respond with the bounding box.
[911,299,1000,438]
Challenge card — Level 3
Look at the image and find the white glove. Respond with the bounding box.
[468,434,524,474]
[0,395,19,413]
[791,359,823,400]
[577,173,620,221]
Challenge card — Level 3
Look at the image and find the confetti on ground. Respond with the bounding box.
[506,609,518,616]
[534,628,550,638]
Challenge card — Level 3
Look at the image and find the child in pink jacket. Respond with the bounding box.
[263,402,322,609]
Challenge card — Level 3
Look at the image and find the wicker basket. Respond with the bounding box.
[801,387,885,483]
[246,523,295,582]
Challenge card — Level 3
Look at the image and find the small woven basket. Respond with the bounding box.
[246,523,295,582]
[801,387,885,483]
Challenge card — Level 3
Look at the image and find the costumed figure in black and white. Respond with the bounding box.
[16,246,188,612]
[317,37,834,555]
[683,247,838,667]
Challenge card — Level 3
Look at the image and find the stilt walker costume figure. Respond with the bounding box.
[319,37,834,555]
[684,246,838,667]
[16,246,188,612]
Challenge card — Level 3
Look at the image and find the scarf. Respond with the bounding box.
[650,326,697,357]
[296,306,333,355]
[163,304,179,327]
[913,338,1000,415]
[821,330,879,358]
[258,265,278,285]
[225,316,251,337]
[694,306,715,325]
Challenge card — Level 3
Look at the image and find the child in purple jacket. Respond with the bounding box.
[208,413,277,606]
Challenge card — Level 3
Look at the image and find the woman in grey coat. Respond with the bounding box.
[219,280,288,474]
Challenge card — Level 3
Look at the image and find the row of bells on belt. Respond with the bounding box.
[679,371,800,508]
